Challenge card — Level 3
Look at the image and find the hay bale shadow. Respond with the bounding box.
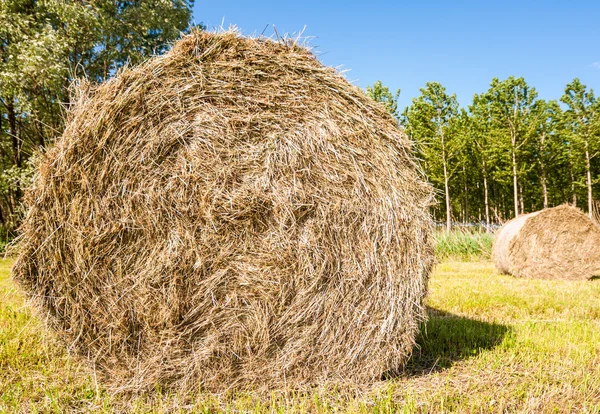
[384,307,511,379]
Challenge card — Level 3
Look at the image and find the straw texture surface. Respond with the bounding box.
[13,30,434,393]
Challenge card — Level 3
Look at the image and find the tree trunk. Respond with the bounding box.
[510,93,520,218]
[7,97,22,214]
[4,194,14,216]
[519,182,524,214]
[511,145,518,218]
[7,98,21,169]
[463,164,468,224]
[34,108,46,148]
[541,165,548,209]
[585,143,593,218]
[569,159,577,206]
[483,170,490,231]
[439,111,451,232]
[443,156,451,232]
[540,132,548,209]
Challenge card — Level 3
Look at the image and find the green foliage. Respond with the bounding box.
[92,0,196,80]
[561,79,600,213]
[401,76,599,225]
[0,161,35,236]
[403,82,460,230]
[366,80,401,118]
[1,2,599,237]
[0,0,194,238]
[484,77,539,218]
[527,99,567,208]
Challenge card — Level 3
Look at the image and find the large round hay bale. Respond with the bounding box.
[492,205,600,280]
[12,30,434,393]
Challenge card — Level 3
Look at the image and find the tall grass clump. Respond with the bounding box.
[435,229,493,261]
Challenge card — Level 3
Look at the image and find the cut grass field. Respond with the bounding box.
[1,257,599,413]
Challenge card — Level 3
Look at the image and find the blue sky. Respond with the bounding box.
[192,1,600,110]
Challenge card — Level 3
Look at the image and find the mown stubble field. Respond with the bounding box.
[1,258,599,413]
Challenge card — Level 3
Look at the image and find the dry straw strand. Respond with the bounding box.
[12,29,435,394]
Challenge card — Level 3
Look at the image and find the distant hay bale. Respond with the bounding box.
[12,30,434,393]
[492,205,600,280]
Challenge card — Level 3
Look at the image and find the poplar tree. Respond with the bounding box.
[561,79,599,217]
[485,77,538,218]
[529,100,564,209]
[366,80,401,119]
[404,82,460,231]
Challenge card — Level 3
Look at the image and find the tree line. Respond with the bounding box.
[368,77,599,231]
[1,2,597,240]
[0,0,196,241]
